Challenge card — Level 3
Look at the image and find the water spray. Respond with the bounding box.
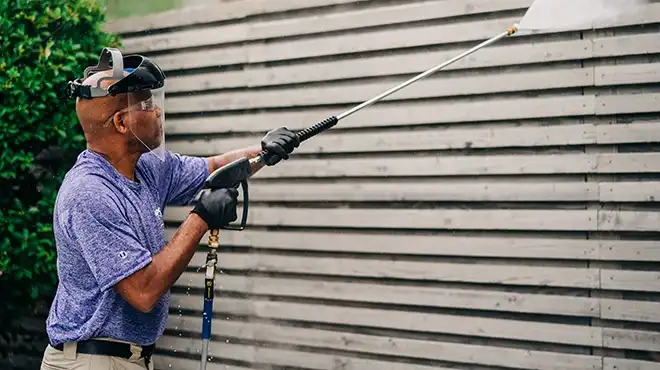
[193,1,649,368]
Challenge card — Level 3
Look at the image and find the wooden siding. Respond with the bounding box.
[100,0,660,369]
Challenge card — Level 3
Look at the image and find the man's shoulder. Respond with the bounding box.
[56,152,122,209]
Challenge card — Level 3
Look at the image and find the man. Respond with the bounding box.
[40,48,299,369]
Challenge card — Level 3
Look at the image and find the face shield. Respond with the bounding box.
[124,86,166,161]
[66,48,168,161]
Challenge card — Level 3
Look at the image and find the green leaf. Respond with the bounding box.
[0,0,121,333]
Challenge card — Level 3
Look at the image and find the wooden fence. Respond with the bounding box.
[20,0,660,369]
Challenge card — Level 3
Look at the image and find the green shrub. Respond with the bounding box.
[0,0,121,343]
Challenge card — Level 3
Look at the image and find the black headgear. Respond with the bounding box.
[66,48,166,99]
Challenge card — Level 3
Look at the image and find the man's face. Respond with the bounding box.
[124,91,164,152]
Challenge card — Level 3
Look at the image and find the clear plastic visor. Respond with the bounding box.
[125,87,166,161]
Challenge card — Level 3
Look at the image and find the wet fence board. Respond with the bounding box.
[57,1,660,370]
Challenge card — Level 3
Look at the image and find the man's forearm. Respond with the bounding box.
[207,144,264,174]
[114,213,209,312]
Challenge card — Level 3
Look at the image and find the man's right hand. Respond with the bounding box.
[190,188,239,229]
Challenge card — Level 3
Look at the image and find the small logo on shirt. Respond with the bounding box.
[154,207,164,228]
[118,251,128,259]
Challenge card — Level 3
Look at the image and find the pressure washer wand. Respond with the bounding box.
[197,25,519,368]
[250,23,520,167]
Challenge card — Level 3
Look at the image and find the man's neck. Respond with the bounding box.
[88,145,141,182]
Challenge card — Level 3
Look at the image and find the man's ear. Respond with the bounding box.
[112,111,129,134]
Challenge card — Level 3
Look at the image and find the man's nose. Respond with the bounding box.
[155,106,162,117]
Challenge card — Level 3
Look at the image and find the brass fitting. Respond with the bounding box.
[507,23,519,36]
[208,229,220,249]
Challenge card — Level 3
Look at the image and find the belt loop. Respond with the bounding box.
[129,344,142,362]
[63,342,77,360]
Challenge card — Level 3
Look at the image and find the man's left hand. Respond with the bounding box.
[260,127,300,166]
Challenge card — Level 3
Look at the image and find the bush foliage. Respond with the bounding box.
[0,0,120,335]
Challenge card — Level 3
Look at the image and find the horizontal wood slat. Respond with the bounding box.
[159,178,660,204]
[166,206,604,231]
[603,358,660,370]
[244,153,660,179]
[167,294,660,353]
[166,205,660,234]
[175,273,660,324]
[120,0,534,54]
[168,95,596,134]
[166,38,592,91]
[164,228,660,263]
[170,296,604,346]
[104,0,367,34]
[157,336,459,370]
[180,273,600,317]
[195,253,600,288]
[168,122,660,155]
[167,68,594,113]
[164,317,601,370]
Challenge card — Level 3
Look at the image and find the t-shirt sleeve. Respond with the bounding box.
[162,151,210,206]
[62,191,153,292]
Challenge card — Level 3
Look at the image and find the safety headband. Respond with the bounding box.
[66,47,166,100]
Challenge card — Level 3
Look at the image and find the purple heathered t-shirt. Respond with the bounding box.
[45,149,209,346]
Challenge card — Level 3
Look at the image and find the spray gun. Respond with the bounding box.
[195,24,519,370]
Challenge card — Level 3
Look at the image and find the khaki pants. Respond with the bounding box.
[40,339,154,370]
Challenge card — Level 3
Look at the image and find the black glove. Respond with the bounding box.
[191,188,239,229]
[260,127,300,166]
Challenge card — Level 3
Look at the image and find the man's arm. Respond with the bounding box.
[206,144,265,175]
[113,213,208,313]
[113,188,238,313]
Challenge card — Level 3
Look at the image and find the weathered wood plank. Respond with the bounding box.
[603,357,660,370]
[599,239,660,262]
[166,205,600,231]
[603,328,660,352]
[597,93,660,116]
[158,336,457,370]
[104,0,366,34]
[598,210,660,232]
[247,153,660,179]
[594,33,660,58]
[601,298,660,323]
[183,253,600,288]
[249,16,521,64]
[169,296,603,346]
[154,46,248,71]
[601,270,660,293]
[121,23,249,54]
[167,68,593,113]
[169,226,660,262]
[168,123,596,154]
[605,178,660,202]
[177,229,602,259]
[597,122,660,145]
[179,273,599,317]
[121,0,533,54]
[596,63,660,86]
[241,180,597,202]
[167,95,595,134]
[168,122,660,155]
[153,355,250,370]
[598,181,660,202]
[248,154,597,178]
[591,2,660,30]
[248,0,533,42]
[165,37,591,87]
[165,317,602,370]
